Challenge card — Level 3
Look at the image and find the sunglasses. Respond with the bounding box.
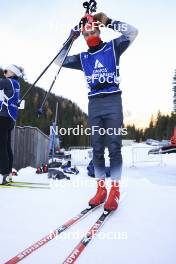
[3,70,8,74]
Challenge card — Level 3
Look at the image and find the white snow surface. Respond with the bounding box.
[0,144,176,264]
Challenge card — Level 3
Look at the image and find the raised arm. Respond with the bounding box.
[93,12,138,56]
[108,19,138,55]
[56,53,82,71]
[55,29,83,71]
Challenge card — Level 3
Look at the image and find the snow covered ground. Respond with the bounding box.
[0,144,176,264]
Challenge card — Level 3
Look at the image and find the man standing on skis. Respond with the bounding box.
[55,12,138,211]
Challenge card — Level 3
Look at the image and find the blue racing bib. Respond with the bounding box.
[80,41,121,97]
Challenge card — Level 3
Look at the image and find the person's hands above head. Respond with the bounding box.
[93,12,109,26]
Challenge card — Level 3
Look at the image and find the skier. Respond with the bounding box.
[55,12,138,211]
[0,65,24,184]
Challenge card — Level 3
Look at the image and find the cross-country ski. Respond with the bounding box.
[4,204,100,264]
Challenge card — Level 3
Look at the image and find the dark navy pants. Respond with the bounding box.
[0,116,14,175]
[88,93,123,181]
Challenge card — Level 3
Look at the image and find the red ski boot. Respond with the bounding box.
[104,181,120,211]
[89,179,107,206]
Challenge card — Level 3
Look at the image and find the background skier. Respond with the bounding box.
[55,12,138,211]
[0,65,24,184]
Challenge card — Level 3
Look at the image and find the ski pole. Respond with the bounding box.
[52,102,59,162]
[19,0,97,107]
[37,38,74,116]
[37,0,98,116]
[18,36,73,106]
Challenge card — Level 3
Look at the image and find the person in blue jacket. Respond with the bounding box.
[0,65,24,184]
[55,12,138,211]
